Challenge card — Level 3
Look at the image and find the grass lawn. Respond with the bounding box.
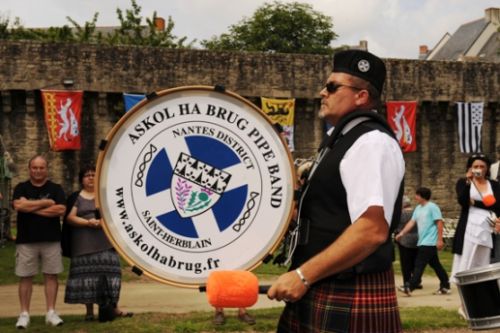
[0,307,467,333]
[0,240,466,332]
[0,241,454,285]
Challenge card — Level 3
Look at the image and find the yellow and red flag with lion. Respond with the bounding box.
[41,90,83,151]
[261,97,295,151]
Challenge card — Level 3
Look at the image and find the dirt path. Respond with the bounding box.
[0,275,464,318]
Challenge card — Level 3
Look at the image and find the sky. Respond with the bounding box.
[1,0,499,59]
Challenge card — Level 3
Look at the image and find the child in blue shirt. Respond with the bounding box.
[395,187,450,295]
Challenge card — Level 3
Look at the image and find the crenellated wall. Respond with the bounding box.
[0,41,498,216]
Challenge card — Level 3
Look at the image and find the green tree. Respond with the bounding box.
[105,0,191,48]
[0,16,41,40]
[202,1,337,54]
[0,15,11,39]
[39,26,75,42]
[67,13,101,43]
[0,0,191,48]
[0,14,74,42]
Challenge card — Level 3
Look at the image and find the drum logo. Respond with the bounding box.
[98,88,293,286]
[133,127,258,246]
[172,153,231,218]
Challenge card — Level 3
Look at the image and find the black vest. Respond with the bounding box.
[291,111,404,276]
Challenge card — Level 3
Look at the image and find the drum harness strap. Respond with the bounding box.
[281,110,397,266]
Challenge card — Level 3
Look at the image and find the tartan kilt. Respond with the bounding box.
[277,267,401,333]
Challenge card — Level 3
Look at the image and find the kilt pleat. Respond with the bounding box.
[277,268,401,333]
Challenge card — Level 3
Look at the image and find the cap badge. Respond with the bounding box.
[357,59,370,72]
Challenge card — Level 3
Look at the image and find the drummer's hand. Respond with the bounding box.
[437,239,444,250]
[495,217,500,233]
[267,270,308,303]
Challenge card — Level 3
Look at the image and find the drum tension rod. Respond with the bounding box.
[214,85,226,92]
[132,266,143,276]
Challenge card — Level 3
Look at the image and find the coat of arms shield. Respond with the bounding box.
[171,153,232,218]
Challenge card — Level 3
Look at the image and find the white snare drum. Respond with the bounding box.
[455,262,500,330]
[96,86,295,288]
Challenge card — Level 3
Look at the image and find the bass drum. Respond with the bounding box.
[96,86,295,288]
[455,262,500,330]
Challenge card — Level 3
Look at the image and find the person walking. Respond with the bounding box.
[12,155,66,329]
[268,49,405,332]
[395,195,421,291]
[396,187,450,296]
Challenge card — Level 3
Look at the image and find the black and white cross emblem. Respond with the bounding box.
[357,59,370,72]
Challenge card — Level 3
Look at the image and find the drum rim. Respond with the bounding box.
[95,85,296,288]
[455,262,500,277]
[455,262,500,285]
[468,315,500,329]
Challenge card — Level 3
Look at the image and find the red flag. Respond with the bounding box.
[386,101,417,153]
[41,90,83,151]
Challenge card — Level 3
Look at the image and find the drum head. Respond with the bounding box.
[96,86,295,288]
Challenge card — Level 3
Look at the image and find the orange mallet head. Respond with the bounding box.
[483,194,496,207]
[200,270,268,308]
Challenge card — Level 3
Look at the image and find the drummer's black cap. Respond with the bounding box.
[332,50,386,94]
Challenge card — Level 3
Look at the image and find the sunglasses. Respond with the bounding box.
[324,82,363,94]
[471,153,486,158]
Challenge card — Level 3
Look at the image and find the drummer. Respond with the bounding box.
[268,49,405,332]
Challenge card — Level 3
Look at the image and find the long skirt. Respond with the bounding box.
[277,268,401,333]
[451,240,491,283]
[64,249,121,305]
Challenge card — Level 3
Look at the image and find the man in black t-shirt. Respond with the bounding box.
[12,155,65,329]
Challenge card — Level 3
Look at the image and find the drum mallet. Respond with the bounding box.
[199,270,270,308]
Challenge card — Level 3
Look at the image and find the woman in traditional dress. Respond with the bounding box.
[64,164,132,320]
[451,154,500,318]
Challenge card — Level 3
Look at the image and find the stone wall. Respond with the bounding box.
[0,41,498,217]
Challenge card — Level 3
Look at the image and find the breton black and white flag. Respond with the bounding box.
[456,102,484,153]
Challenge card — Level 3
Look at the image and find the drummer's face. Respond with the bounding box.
[319,73,360,125]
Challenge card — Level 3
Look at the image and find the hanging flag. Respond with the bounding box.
[41,90,83,151]
[124,93,146,112]
[386,101,417,153]
[456,102,484,153]
[261,97,295,151]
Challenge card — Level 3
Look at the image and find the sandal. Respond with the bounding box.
[213,311,225,325]
[238,313,256,325]
[116,311,134,318]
